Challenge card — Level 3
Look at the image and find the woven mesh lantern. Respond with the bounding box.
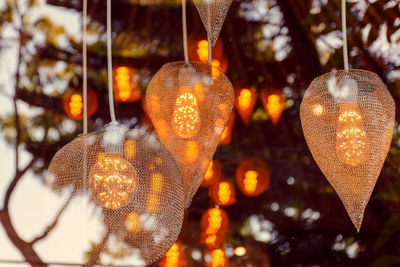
[202,159,222,188]
[236,159,270,197]
[300,69,395,231]
[200,208,229,249]
[145,61,234,206]
[62,87,98,120]
[47,123,185,265]
[234,86,258,125]
[260,88,285,125]
[209,179,236,207]
[194,0,233,47]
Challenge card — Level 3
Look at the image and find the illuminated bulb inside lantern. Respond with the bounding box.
[218,182,231,205]
[234,246,246,257]
[88,153,137,209]
[125,212,140,233]
[238,89,252,110]
[69,94,83,116]
[205,208,222,246]
[211,249,225,267]
[164,243,180,266]
[197,40,209,63]
[172,87,201,139]
[336,103,369,166]
[211,59,221,79]
[115,66,132,101]
[266,94,283,123]
[244,170,258,194]
[147,173,164,212]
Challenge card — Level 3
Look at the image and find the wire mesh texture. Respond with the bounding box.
[300,69,395,231]
[193,0,233,47]
[145,61,234,207]
[47,122,185,266]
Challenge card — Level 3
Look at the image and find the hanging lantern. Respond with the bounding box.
[234,85,258,125]
[145,62,234,206]
[219,112,235,146]
[113,66,141,102]
[209,180,236,207]
[62,87,98,120]
[211,56,229,79]
[202,159,222,187]
[205,249,229,267]
[194,0,233,48]
[236,159,270,197]
[159,242,186,267]
[200,208,229,249]
[188,32,224,63]
[47,123,185,265]
[260,88,285,125]
[300,69,395,231]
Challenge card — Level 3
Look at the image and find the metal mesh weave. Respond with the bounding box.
[300,69,395,231]
[47,122,185,265]
[193,0,233,47]
[145,61,234,206]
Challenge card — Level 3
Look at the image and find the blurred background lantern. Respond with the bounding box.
[236,159,270,197]
[230,243,270,267]
[205,249,229,267]
[200,208,229,249]
[202,159,222,187]
[62,87,98,120]
[159,242,186,267]
[234,85,258,125]
[188,32,224,63]
[146,62,234,206]
[260,88,285,125]
[113,66,141,102]
[209,180,236,207]
[219,112,236,146]
[47,124,186,265]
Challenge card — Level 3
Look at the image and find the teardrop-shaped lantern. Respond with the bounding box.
[202,159,222,187]
[194,0,233,47]
[300,69,395,231]
[113,66,141,103]
[219,111,235,146]
[236,159,270,197]
[47,123,185,265]
[235,85,258,125]
[62,87,98,120]
[260,88,284,125]
[200,208,229,249]
[209,179,236,207]
[146,62,234,206]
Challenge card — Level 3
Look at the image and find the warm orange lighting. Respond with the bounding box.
[201,208,229,249]
[234,246,246,257]
[236,159,270,197]
[88,153,137,209]
[114,66,141,102]
[185,141,199,163]
[197,40,209,63]
[159,243,186,267]
[172,87,201,139]
[124,139,136,159]
[312,104,324,116]
[336,104,369,166]
[188,32,224,62]
[125,212,140,233]
[206,249,228,267]
[147,173,164,212]
[238,89,252,110]
[154,120,168,139]
[235,87,257,125]
[219,112,236,146]
[62,87,98,120]
[209,180,236,207]
[261,89,284,125]
[202,159,222,187]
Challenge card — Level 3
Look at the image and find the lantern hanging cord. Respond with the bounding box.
[107,0,117,122]
[208,34,212,65]
[342,0,349,71]
[182,0,189,63]
[82,0,88,134]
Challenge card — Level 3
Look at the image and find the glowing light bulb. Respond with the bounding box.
[238,89,252,110]
[125,212,140,233]
[206,208,222,235]
[147,173,164,212]
[69,94,83,116]
[244,170,258,194]
[234,246,246,257]
[336,104,369,166]
[210,249,226,267]
[88,153,137,209]
[204,161,214,182]
[164,243,180,266]
[312,104,324,116]
[211,59,221,79]
[172,87,201,139]
[218,182,231,205]
[197,40,209,63]
[266,94,283,124]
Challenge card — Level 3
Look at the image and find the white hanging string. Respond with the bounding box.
[107,0,117,122]
[82,0,88,134]
[182,0,189,63]
[208,35,212,65]
[342,0,349,71]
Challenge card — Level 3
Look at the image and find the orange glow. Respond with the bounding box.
[88,153,137,209]
[114,66,141,102]
[266,94,283,124]
[235,87,257,125]
[63,88,98,120]
[218,182,232,205]
[155,120,168,139]
[212,59,221,79]
[124,139,136,159]
[236,159,270,197]
[238,89,252,110]
[219,112,235,146]
[125,212,140,233]
[197,40,209,63]
[209,180,236,207]
[312,104,324,116]
[202,159,222,187]
[69,94,83,116]
[201,208,229,248]
[204,161,214,181]
[208,249,228,267]
[172,88,201,139]
[244,170,258,194]
[147,173,164,212]
[234,246,246,257]
[186,141,199,163]
[160,243,185,267]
